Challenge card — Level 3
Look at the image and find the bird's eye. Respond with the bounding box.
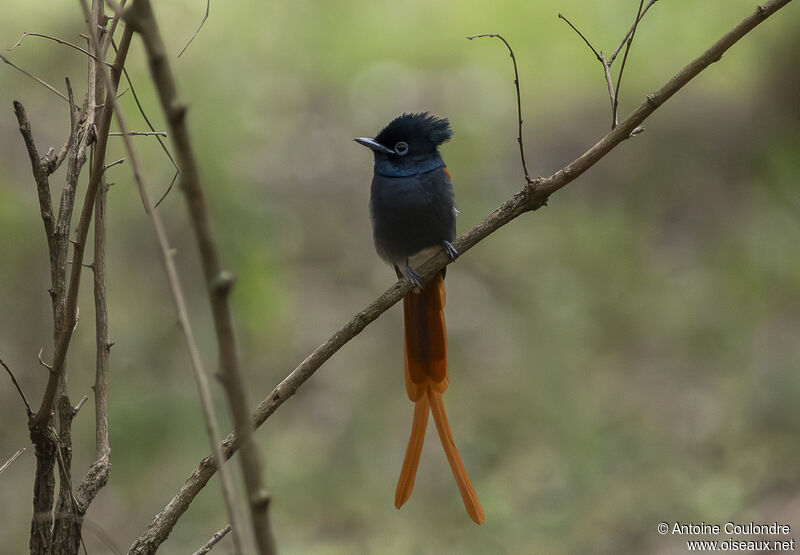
[394,141,409,156]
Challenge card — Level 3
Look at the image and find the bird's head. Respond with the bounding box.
[355,112,452,177]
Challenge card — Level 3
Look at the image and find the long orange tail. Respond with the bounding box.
[394,272,484,525]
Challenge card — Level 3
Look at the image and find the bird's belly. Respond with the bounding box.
[370,172,456,264]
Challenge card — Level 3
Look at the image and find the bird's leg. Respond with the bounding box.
[404,259,423,289]
[442,240,458,260]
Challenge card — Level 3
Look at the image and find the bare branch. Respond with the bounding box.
[466,33,532,184]
[612,0,646,128]
[609,0,660,64]
[81,0,251,551]
[9,32,108,64]
[73,394,89,413]
[557,14,619,125]
[29,21,133,436]
[12,101,56,254]
[0,448,26,475]
[112,37,180,206]
[128,0,794,550]
[1,358,33,417]
[102,157,125,172]
[193,524,231,555]
[109,131,166,136]
[178,0,211,57]
[77,121,112,505]
[101,0,127,54]
[557,14,602,60]
[45,78,78,175]
[125,1,275,553]
[38,348,53,371]
[1,54,70,102]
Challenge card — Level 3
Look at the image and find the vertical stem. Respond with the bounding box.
[124,1,276,552]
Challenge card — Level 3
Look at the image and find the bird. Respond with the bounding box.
[355,112,484,525]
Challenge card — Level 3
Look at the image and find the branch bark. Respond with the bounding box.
[128,0,794,551]
[19,14,133,552]
[76,10,113,510]
[79,0,251,551]
[124,1,276,553]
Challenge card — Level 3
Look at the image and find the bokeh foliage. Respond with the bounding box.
[1,1,799,553]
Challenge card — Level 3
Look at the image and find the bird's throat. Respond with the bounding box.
[374,152,445,178]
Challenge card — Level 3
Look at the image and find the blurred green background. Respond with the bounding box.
[2,1,799,553]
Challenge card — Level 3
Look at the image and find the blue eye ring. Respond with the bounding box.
[394,141,409,156]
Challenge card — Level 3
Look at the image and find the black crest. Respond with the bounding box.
[374,112,453,151]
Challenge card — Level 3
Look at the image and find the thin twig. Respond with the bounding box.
[0,448,26,475]
[112,37,180,207]
[0,54,70,102]
[557,14,618,126]
[73,394,90,414]
[609,0,660,64]
[9,32,109,64]
[38,348,53,371]
[100,0,128,54]
[126,2,275,553]
[466,33,533,184]
[1,358,33,417]
[45,78,78,175]
[178,0,211,57]
[102,158,125,172]
[612,0,646,128]
[128,1,795,550]
[109,131,167,136]
[193,525,231,555]
[599,53,617,125]
[154,171,180,208]
[82,0,250,552]
[557,14,601,60]
[76,26,113,509]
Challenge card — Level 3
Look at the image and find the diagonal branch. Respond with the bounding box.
[193,524,231,555]
[178,0,211,57]
[0,448,26,475]
[128,0,794,551]
[609,0,660,64]
[1,54,71,103]
[125,1,276,553]
[1,358,33,417]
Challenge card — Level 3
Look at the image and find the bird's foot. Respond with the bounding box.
[404,264,423,289]
[442,240,458,260]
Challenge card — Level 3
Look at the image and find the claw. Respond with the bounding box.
[405,264,422,289]
[442,240,458,260]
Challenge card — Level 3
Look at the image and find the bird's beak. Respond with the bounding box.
[354,137,394,154]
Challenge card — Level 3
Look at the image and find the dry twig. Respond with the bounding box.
[1,358,32,417]
[0,448,26,475]
[467,33,533,184]
[80,0,251,551]
[125,1,276,553]
[193,524,232,555]
[9,32,105,63]
[178,0,211,57]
